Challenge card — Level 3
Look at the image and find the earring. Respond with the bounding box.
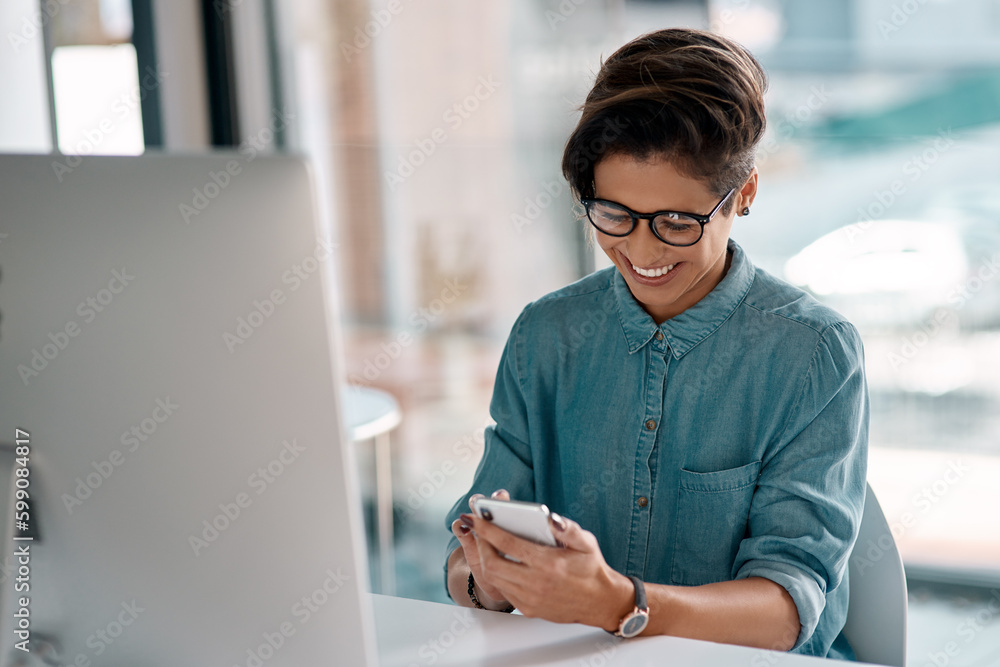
[742,207,750,216]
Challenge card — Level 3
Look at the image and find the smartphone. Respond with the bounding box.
[471,498,558,547]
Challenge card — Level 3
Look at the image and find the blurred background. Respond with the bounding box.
[3,0,999,664]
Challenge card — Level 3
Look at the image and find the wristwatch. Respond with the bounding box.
[614,575,649,638]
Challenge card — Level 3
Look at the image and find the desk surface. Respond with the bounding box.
[372,594,876,667]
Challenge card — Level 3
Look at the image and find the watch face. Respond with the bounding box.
[621,612,648,638]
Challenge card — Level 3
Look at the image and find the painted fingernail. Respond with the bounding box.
[468,494,485,511]
[491,489,508,499]
[551,513,567,531]
[458,523,471,535]
[459,513,475,528]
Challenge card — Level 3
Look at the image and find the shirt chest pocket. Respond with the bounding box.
[670,460,761,587]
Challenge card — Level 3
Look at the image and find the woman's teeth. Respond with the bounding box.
[632,263,676,278]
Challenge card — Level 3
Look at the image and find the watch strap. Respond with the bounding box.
[628,575,647,611]
[606,575,650,637]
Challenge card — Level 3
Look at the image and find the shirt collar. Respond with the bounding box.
[613,239,755,358]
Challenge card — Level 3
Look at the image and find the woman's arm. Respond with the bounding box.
[446,490,518,611]
[446,545,516,611]
[640,577,800,650]
[446,546,475,606]
[471,512,800,650]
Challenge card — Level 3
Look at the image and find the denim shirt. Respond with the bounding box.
[444,240,869,659]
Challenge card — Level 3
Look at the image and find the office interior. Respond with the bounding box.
[2,0,999,665]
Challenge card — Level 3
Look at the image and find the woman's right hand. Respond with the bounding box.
[450,489,510,605]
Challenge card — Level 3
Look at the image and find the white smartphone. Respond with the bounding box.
[471,498,559,547]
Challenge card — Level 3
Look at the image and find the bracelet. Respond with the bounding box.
[468,572,514,613]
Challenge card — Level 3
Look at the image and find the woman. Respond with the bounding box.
[444,28,868,659]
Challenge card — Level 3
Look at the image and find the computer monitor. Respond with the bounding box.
[0,153,377,666]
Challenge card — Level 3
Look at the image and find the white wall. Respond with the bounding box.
[0,0,53,152]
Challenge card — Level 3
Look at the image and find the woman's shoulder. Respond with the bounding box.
[508,267,619,345]
[738,266,866,372]
[519,267,618,319]
[743,265,858,338]
[535,266,618,304]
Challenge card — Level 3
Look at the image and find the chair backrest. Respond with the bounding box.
[844,483,908,667]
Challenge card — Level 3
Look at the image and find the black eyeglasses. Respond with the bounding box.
[581,188,736,247]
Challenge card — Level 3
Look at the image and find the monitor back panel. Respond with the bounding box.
[0,153,376,666]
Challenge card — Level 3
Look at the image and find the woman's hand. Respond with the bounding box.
[449,489,512,607]
[471,508,634,630]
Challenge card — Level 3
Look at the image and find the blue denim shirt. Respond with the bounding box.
[444,240,868,659]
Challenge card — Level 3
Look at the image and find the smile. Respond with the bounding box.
[631,263,676,278]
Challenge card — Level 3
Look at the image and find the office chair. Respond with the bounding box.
[844,482,908,667]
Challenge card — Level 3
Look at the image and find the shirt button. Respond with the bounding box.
[645,419,656,430]
[637,496,648,508]
[655,331,664,340]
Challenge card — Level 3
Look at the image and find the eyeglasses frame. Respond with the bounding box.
[581,188,737,247]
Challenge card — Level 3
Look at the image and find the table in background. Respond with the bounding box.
[344,385,402,595]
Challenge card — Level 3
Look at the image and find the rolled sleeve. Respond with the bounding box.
[733,321,869,650]
[735,560,825,647]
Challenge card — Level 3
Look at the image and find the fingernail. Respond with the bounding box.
[458,524,471,535]
[459,513,475,528]
[468,494,485,511]
[551,512,567,531]
[491,489,508,499]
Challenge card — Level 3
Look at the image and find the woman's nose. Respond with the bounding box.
[627,220,665,258]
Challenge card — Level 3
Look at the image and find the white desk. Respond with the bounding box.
[345,385,403,595]
[372,594,880,666]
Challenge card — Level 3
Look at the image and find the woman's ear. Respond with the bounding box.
[738,167,758,215]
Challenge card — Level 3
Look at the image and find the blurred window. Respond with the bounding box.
[715,0,1000,582]
[50,0,145,154]
[0,0,162,155]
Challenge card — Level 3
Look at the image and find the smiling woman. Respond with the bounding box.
[443,28,869,660]
[588,155,748,322]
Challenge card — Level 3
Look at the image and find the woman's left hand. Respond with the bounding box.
[471,512,634,630]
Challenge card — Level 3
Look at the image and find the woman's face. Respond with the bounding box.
[593,154,755,324]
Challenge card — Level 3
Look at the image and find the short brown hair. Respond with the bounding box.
[561,28,768,211]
